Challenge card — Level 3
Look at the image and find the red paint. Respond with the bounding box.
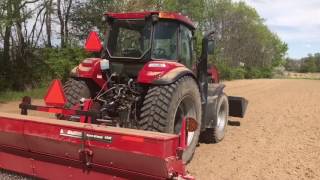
[105,11,195,29]
[159,12,195,29]
[137,61,184,84]
[85,31,102,52]
[37,106,76,116]
[76,58,106,88]
[44,79,66,107]
[0,151,34,177]
[121,136,144,143]
[179,118,187,149]
[208,65,220,83]
[79,99,93,123]
[0,113,193,179]
[106,11,156,19]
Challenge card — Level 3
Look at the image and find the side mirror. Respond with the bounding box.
[200,30,215,61]
[196,31,215,92]
[85,31,103,52]
[208,40,214,55]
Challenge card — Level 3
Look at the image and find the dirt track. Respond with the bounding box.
[189,79,320,180]
[1,79,320,179]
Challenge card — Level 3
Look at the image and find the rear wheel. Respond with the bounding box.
[57,78,92,120]
[139,76,201,163]
[63,78,91,108]
[201,93,229,143]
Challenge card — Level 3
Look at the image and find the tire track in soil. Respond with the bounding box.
[188,79,320,180]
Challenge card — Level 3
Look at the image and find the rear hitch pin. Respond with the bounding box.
[79,132,93,170]
[80,98,86,109]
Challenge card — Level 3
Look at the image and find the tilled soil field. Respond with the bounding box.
[1,79,320,179]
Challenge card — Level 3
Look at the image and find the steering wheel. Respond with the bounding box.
[153,48,168,59]
[122,48,142,57]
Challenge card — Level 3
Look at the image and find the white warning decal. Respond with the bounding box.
[60,129,112,143]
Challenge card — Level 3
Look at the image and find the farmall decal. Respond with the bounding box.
[60,129,113,143]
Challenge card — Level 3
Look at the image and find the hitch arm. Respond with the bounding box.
[19,96,100,122]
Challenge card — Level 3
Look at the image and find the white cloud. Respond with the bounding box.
[235,0,320,58]
[243,0,320,26]
[305,44,312,48]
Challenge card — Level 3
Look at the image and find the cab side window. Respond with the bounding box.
[179,25,193,68]
[152,21,179,60]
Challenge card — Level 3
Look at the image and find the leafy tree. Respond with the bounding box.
[285,58,301,72]
[201,0,287,78]
[0,0,53,90]
[300,54,318,73]
[57,0,73,48]
[0,0,293,92]
[162,0,204,24]
[69,0,162,42]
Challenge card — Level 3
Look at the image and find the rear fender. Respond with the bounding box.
[202,84,225,129]
[137,61,196,85]
[71,58,105,88]
[207,65,220,83]
[202,85,249,129]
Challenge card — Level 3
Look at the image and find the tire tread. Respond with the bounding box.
[139,77,189,132]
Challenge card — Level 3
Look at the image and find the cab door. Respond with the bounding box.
[178,24,194,70]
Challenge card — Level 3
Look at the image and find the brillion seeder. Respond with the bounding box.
[1,80,197,179]
[0,11,247,179]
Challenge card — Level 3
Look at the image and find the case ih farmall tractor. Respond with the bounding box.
[0,12,247,179]
[65,11,246,161]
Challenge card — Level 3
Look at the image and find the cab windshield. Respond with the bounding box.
[105,19,179,60]
[106,19,151,58]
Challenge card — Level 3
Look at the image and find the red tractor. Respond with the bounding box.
[0,11,247,179]
[64,12,247,162]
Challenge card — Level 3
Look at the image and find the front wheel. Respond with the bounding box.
[201,93,229,143]
[139,76,202,163]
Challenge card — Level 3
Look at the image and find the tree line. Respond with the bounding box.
[285,53,320,73]
[0,0,288,92]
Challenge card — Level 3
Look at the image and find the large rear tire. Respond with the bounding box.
[200,93,229,143]
[139,76,201,163]
[63,78,91,108]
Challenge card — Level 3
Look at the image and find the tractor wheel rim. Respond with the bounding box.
[174,95,196,147]
[187,131,195,146]
[217,100,227,137]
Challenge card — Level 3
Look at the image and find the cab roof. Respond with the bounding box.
[104,11,195,29]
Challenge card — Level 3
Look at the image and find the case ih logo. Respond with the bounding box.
[60,129,113,143]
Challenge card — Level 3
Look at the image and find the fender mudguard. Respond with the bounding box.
[202,84,248,129]
[202,84,225,129]
[137,61,196,85]
[207,65,220,83]
[70,58,105,88]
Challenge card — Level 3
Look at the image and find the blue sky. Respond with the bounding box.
[237,0,320,59]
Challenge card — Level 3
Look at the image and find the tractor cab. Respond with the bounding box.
[102,12,195,67]
[85,11,219,84]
